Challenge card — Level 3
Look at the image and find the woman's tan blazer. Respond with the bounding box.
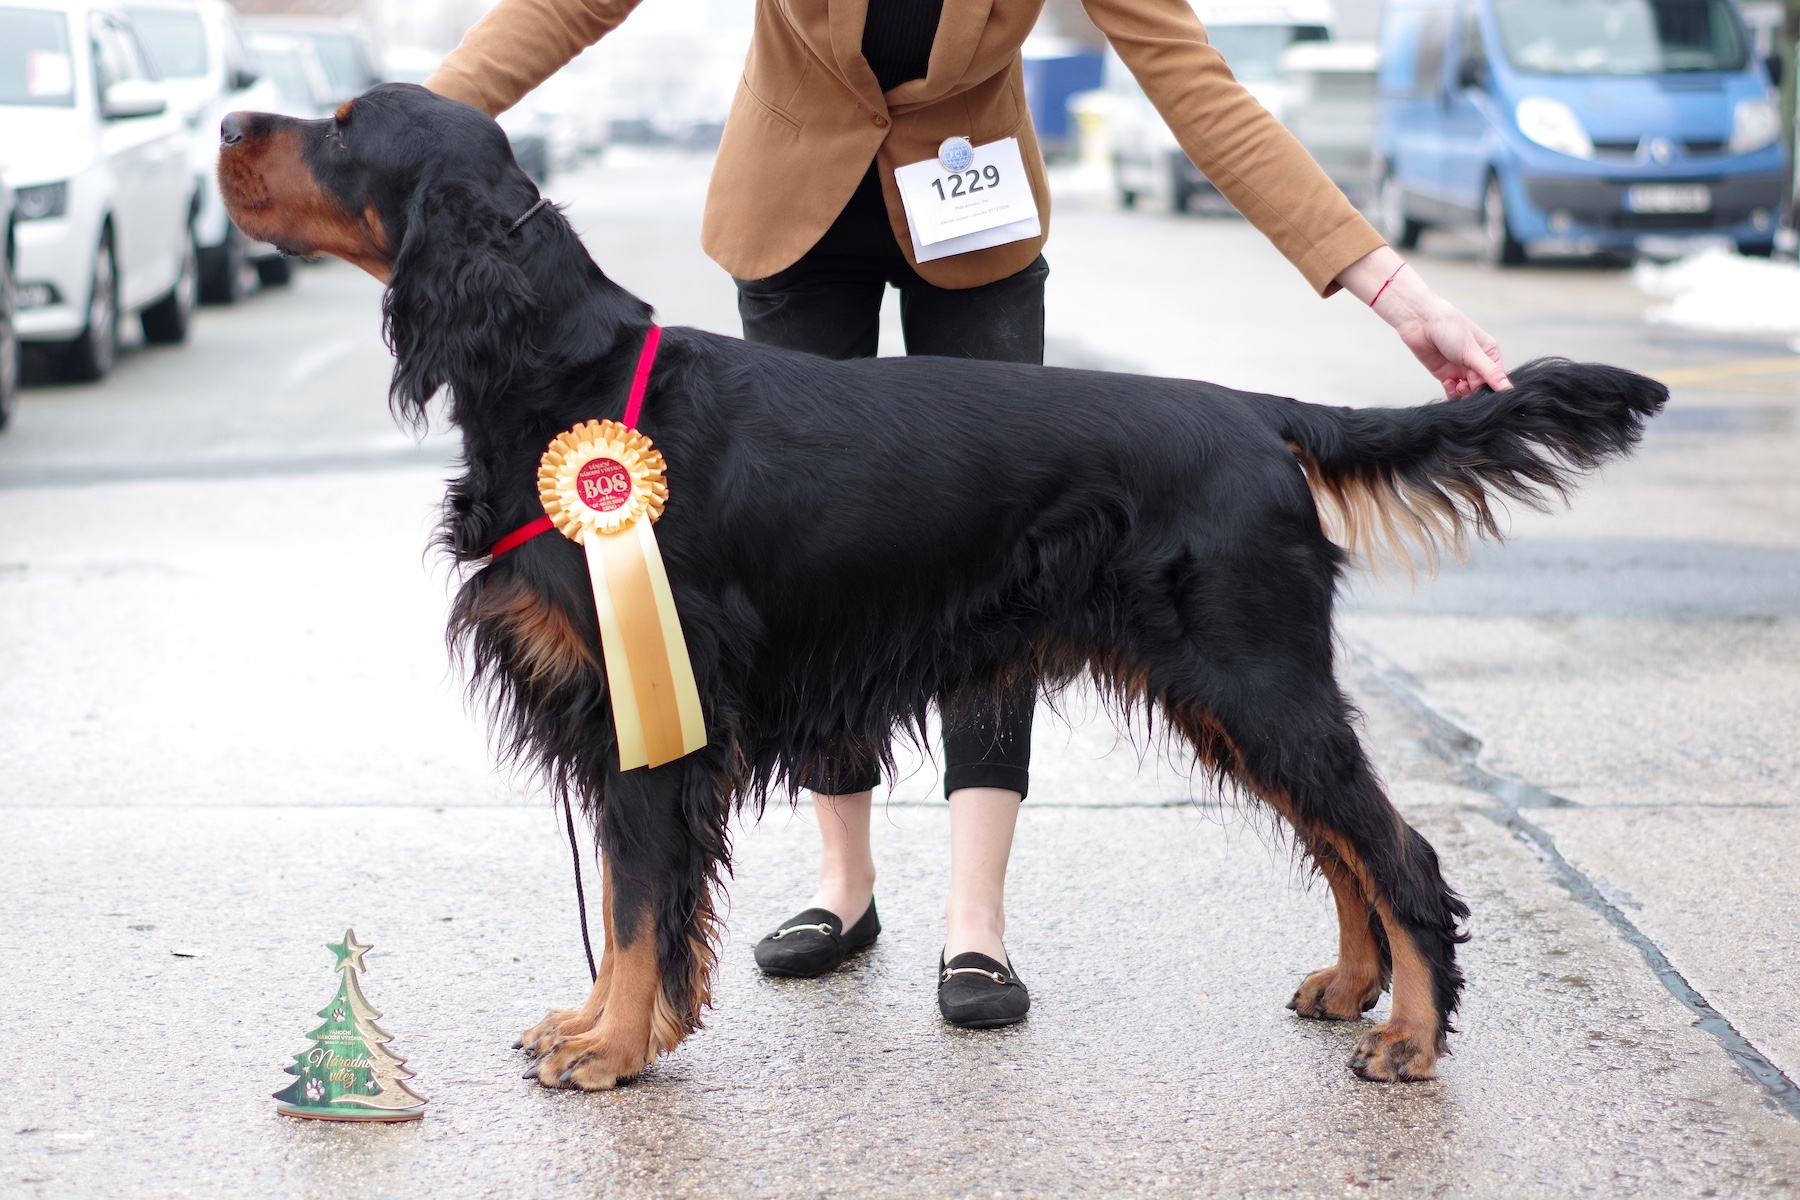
[426,0,1386,291]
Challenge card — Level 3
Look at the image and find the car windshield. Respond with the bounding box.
[1208,25,1324,81]
[127,9,209,79]
[248,44,317,111]
[0,7,75,107]
[301,31,368,97]
[1494,0,1747,73]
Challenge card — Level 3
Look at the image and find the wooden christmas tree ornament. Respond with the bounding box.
[274,930,427,1122]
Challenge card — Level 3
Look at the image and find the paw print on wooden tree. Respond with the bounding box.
[274,930,427,1122]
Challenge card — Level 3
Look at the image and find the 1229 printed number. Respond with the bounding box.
[930,165,1002,201]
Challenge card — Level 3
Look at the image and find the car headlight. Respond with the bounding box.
[14,181,69,220]
[1515,97,1593,159]
[1729,98,1778,154]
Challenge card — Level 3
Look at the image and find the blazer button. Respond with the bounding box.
[871,114,889,128]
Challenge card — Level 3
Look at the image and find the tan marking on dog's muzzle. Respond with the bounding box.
[217,119,392,281]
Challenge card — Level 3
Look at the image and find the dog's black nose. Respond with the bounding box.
[220,112,248,146]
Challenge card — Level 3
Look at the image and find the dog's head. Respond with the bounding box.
[219,84,568,421]
[217,82,537,281]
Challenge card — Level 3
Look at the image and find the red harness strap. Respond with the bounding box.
[489,325,662,559]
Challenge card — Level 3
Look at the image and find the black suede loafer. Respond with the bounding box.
[938,950,1030,1028]
[753,898,880,978]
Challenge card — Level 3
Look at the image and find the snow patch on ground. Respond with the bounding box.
[1633,249,1800,344]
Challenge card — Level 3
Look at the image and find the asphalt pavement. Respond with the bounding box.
[1,150,1796,1198]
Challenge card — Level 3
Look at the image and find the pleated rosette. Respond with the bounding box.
[539,420,706,769]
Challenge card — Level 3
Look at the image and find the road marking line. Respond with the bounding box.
[1652,357,1800,387]
[280,336,363,392]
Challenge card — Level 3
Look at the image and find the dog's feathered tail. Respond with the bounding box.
[1261,357,1667,576]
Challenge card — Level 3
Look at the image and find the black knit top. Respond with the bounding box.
[811,0,947,256]
[862,0,945,91]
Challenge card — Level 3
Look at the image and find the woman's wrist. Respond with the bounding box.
[1333,245,1512,395]
[1336,246,1437,332]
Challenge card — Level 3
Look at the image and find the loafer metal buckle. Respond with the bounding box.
[941,966,1008,985]
[770,922,834,940]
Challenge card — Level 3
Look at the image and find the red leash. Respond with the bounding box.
[489,325,662,559]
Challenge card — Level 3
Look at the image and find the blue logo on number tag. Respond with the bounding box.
[938,137,974,173]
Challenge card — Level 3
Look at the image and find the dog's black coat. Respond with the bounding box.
[277,85,1668,1064]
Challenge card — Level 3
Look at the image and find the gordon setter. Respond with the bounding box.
[217,83,1666,1089]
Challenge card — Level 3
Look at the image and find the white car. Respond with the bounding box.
[1,0,200,381]
[1106,0,1333,212]
[124,0,287,301]
[2,180,17,425]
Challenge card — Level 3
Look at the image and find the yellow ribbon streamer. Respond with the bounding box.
[540,421,706,770]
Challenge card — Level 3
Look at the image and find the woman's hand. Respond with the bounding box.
[1335,247,1512,398]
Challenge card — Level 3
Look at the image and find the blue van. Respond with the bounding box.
[1374,0,1788,263]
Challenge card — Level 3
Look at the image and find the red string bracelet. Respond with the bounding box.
[1370,262,1406,308]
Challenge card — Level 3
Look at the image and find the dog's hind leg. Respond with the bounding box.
[1286,849,1388,1022]
[1164,670,1467,1082]
[526,755,726,1090]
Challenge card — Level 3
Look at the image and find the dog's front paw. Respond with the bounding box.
[1288,965,1383,1021]
[516,1008,590,1057]
[525,1030,651,1091]
[1348,1024,1438,1082]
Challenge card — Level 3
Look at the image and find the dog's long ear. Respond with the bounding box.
[382,180,538,428]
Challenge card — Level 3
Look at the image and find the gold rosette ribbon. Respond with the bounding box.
[539,419,706,769]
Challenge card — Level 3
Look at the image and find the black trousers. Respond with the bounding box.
[735,248,1045,798]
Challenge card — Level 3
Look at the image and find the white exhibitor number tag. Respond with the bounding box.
[894,137,1040,263]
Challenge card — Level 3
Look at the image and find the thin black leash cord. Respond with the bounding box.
[562,795,598,982]
[525,188,592,986]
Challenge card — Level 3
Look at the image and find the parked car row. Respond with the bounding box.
[2,180,17,425]
[0,0,347,397]
[2,0,200,385]
[1094,0,1790,264]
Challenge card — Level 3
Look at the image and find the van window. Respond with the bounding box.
[1415,8,1452,93]
[0,7,74,106]
[1457,0,1488,79]
[1494,0,1748,74]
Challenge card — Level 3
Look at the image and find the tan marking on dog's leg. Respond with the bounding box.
[518,858,613,1054]
[648,886,720,1055]
[532,903,665,1090]
[1297,822,1441,1080]
[1348,898,1442,1083]
[530,847,698,1090]
[1252,784,1438,1078]
[1289,853,1387,1022]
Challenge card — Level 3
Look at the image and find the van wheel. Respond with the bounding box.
[256,255,293,287]
[1379,171,1423,249]
[60,228,119,382]
[142,224,198,344]
[1481,175,1527,267]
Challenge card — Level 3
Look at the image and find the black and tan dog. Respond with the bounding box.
[218,83,1666,1090]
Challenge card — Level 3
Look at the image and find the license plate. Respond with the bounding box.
[1625,184,1711,214]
